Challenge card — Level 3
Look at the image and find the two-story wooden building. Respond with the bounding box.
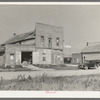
[0,22,64,67]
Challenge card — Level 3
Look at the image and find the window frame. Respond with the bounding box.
[48,38,52,48]
[10,53,14,60]
[41,36,44,45]
[56,37,60,46]
[43,56,46,61]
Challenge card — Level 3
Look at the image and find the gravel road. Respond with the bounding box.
[0,68,100,80]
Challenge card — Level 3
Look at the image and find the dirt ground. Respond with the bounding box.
[0,66,100,80]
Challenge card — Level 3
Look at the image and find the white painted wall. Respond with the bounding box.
[82,53,100,60]
[32,52,39,64]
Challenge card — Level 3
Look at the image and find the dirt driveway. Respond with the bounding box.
[0,68,100,80]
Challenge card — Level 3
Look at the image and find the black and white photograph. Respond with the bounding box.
[0,3,100,97]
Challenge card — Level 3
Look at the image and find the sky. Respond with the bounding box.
[0,5,100,54]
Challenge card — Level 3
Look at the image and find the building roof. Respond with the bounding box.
[72,53,81,55]
[36,22,63,29]
[2,30,35,45]
[81,43,100,53]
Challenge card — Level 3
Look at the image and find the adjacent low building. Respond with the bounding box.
[81,42,100,63]
[72,53,82,64]
[0,22,64,67]
[63,54,72,64]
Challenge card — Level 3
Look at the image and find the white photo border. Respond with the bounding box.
[0,2,100,98]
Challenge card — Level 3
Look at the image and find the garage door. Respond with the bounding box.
[33,52,39,64]
[16,52,21,64]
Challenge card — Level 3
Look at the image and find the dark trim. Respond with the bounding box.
[0,0,100,1]
[36,47,63,51]
[1,38,36,46]
[81,52,100,54]
[10,38,36,44]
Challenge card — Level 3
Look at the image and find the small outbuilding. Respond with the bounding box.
[81,42,100,63]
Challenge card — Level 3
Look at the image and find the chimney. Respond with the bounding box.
[86,42,88,46]
[13,33,16,36]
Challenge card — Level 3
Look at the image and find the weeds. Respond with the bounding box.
[1,74,100,90]
[17,74,33,82]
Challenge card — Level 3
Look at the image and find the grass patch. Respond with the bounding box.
[0,74,100,91]
[33,64,79,70]
[0,65,31,72]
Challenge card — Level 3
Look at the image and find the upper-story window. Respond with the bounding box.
[56,38,60,46]
[48,38,52,48]
[41,36,44,45]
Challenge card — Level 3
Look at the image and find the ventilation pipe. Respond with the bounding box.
[86,42,88,46]
[13,33,16,36]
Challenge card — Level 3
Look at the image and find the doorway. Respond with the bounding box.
[21,51,32,64]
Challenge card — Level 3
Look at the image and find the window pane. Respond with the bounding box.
[56,38,60,46]
[43,57,46,61]
[41,36,44,43]
[48,38,52,48]
[10,54,14,60]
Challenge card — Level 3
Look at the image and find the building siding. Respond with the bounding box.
[0,52,5,66]
[82,53,100,61]
[35,23,63,50]
[52,50,63,65]
[21,39,35,45]
[36,49,52,64]
[72,53,82,64]
[5,44,35,66]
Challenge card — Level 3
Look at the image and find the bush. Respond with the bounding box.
[27,75,33,80]
[14,67,31,71]
[33,64,66,68]
[5,65,12,69]
[0,64,5,69]
[15,65,23,69]
[14,64,31,71]
[22,61,28,66]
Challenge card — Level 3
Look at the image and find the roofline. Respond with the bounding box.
[2,30,36,45]
[81,51,100,54]
[36,47,63,51]
[35,22,63,29]
[8,38,35,44]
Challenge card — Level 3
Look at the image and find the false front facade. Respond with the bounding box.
[0,23,64,66]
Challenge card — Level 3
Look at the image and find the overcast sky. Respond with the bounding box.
[0,5,100,54]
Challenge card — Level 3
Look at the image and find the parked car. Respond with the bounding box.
[78,60,100,70]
